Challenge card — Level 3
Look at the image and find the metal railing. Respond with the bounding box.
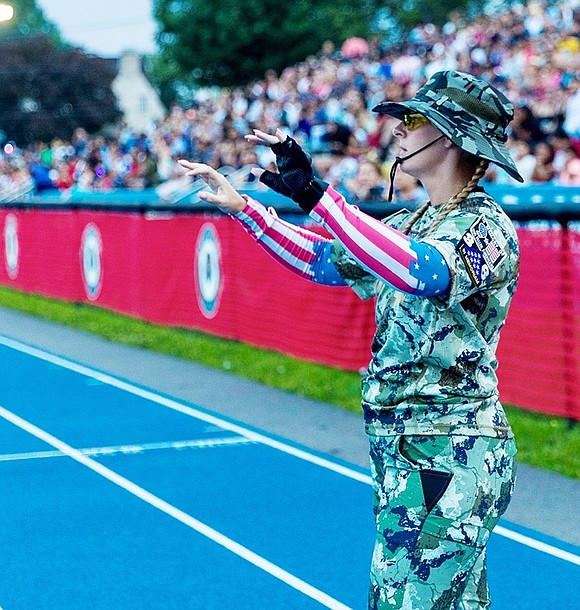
[0,167,579,223]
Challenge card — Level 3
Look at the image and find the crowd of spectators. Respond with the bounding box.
[2,0,580,205]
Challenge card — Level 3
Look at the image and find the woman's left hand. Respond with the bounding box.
[177,161,246,213]
[245,128,325,211]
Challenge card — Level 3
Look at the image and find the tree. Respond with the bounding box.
[0,0,62,43]
[153,0,378,94]
[379,0,487,32]
[0,35,122,145]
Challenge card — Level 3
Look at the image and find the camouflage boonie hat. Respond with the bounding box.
[373,70,524,183]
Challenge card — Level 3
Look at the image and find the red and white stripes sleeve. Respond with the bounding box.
[234,190,449,296]
[233,196,333,281]
[309,185,421,293]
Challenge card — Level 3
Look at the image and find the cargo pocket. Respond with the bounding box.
[398,436,453,513]
[419,470,453,513]
[421,512,490,550]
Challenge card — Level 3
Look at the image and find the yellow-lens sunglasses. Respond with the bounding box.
[403,111,429,131]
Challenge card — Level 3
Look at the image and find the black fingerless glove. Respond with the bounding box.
[259,137,328,212]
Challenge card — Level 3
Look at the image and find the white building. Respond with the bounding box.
[112,52,166,133]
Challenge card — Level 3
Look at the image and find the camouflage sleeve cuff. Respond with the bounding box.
[331,241,379,300]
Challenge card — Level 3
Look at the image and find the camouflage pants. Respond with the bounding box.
[368,434,516,610]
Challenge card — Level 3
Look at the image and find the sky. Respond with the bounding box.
[35,0,158,57]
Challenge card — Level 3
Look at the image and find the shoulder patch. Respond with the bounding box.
[457,215,506,286]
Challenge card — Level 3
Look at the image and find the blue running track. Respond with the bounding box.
[0,336,578,609]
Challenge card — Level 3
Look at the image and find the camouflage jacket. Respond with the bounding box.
[332,191,519,438]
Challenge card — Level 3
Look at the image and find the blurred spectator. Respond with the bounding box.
[0,158,33,198]
[339,158,388,201]
[3,0,580,197]
[511,105,545,145]
[313,120,355,175]
[558,157,580,185]
[29,157,56,193]
[488,138,537,184]
[52,160,75,190]
[531,141,557,183]
[549,131,576,173]
[563,78,580,154]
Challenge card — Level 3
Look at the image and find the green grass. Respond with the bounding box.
[0,286,578,480]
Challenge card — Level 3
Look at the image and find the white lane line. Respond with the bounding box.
[0,405,352,610]
[0,334,579,567]
[0,335,371,485]
[0,436,255,462]
[494,525,580,566]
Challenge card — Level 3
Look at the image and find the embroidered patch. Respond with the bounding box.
[457,215,506,286]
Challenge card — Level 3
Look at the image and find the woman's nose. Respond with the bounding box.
[392,120,405,139]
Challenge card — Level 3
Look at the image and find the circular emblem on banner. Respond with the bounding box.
[195,223,222,319]
[4,214,19,279]
[81,224,102,301]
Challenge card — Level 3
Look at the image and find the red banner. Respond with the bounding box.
[497,223,580,419]
[0,209,577,419]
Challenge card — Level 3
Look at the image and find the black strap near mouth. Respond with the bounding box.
[387,157,402,202]
[387,136,445,202]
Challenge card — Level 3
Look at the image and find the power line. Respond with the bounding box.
[63,16,153,34]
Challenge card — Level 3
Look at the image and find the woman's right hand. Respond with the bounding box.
[177,161,246,213]
[245,128,325,212]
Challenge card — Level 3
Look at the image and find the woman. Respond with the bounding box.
[340,157,389,202]
[179,70,522,610]
[530,141,556,183]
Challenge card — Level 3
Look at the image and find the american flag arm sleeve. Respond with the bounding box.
[309,185,451,297]
[233,197,347,286]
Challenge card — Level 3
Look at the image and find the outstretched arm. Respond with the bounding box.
[247,130,451,297]
[177,161,346,286]
[309,185,450,296]
[235,198,346,285]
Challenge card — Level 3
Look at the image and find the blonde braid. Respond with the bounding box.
[427,159,490,235]
[384,159,489,301]
[402,201,431,235]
